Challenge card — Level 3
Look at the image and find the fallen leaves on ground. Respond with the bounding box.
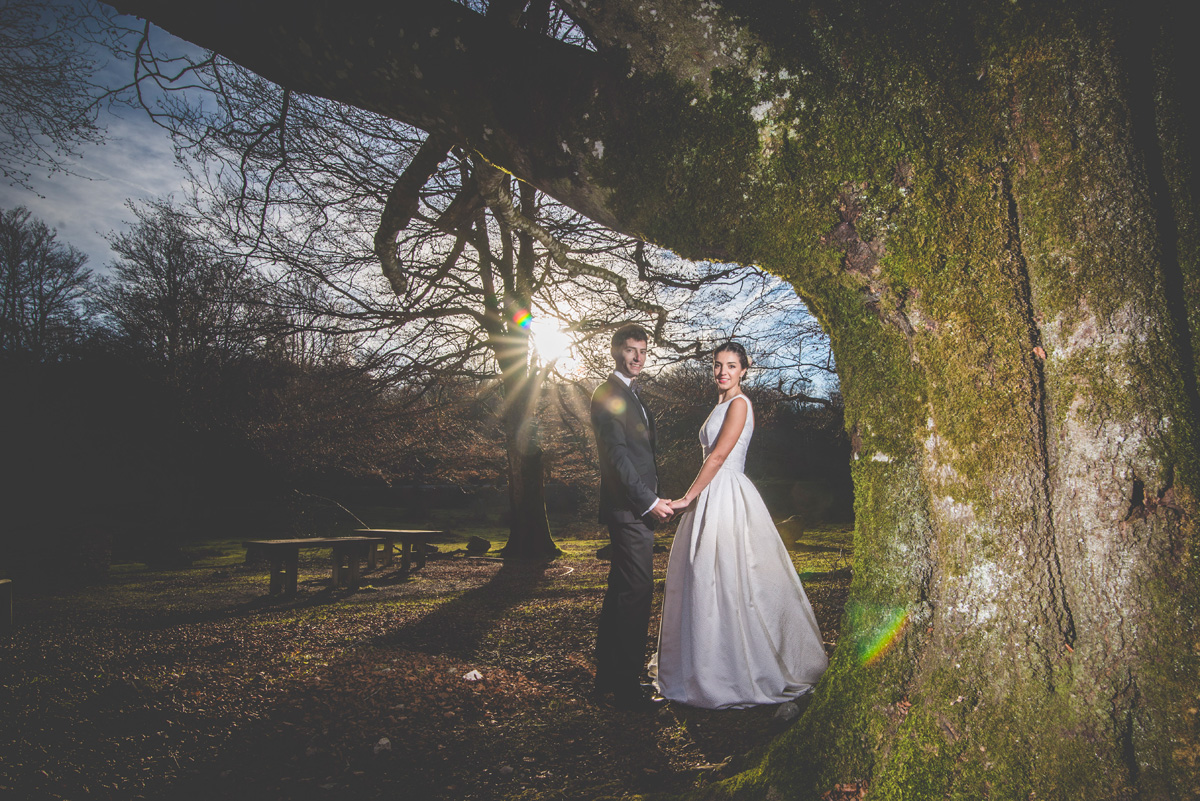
[2,539,850,800]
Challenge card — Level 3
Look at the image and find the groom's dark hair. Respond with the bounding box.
[612,324,650,349]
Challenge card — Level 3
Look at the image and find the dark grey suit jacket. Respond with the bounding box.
[591,374,658,524]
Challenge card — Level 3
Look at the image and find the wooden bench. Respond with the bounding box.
[243,537,385,596]
[354,529,446,572]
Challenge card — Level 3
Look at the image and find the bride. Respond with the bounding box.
[650,342,828,709]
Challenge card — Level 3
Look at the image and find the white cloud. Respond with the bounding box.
[0,107,189,272]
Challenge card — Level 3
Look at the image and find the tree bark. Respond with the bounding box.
[110,0,1199,796]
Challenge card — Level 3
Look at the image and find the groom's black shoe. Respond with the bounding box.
[594,674,657,696]
[611,685,667,712]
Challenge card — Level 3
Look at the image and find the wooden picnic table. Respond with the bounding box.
[243,536,384,596]
[353,529,446,572]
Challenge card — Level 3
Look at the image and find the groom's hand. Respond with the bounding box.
[651,499,675,520]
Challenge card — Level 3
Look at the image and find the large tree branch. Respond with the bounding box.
[111,0,630,231]
[557,0,753,95]
[374,132,454,295]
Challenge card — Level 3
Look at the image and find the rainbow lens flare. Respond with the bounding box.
[604,395,627,416]
[859,607,909,666]
[596,384,627,416]
[513,309,533,328]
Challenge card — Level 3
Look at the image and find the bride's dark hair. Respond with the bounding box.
[713,341,751,369]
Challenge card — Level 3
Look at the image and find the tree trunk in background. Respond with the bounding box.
[495,331,559,560]
[109,0,1200,795]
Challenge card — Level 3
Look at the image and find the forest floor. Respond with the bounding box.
[2,523,853,801]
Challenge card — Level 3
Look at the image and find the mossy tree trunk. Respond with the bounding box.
[756,8,1200,796]
[115,0,1198,795]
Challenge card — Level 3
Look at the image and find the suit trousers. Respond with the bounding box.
[595,513,655,692]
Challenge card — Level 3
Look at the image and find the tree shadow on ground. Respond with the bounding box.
[146,558,720,801]
[112,561,435,630]
[368,557,558,658]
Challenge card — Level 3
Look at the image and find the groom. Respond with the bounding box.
[590,324,674,711]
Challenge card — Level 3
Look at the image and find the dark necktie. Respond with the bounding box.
[630,381,652,443]
[630,380,649,428]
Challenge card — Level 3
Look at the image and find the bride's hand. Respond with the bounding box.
[670,498,692,512]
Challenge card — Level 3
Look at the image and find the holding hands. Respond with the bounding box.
[651,498,676,520]
[650,497,694,520]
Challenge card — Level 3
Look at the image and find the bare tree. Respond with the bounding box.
[0,205,91,359]
[0,0,109,189]
[90,199,279,385]
[94,11,820,557]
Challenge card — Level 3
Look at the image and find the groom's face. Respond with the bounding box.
[613,337,648,379]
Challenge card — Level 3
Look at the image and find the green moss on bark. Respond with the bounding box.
[585,2,1198,798]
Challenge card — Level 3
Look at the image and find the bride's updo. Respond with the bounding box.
[713,341,751,369]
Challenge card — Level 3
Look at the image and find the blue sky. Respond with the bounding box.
[0,5,191,271]
[0,108,189,270]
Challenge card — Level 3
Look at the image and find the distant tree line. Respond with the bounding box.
[0,202,497,575]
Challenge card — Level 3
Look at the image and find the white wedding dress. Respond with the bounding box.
[650,395,828,708]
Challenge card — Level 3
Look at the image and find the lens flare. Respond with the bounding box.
[596,384,627,416]
[859,607,909,666]
[513,309,533,328]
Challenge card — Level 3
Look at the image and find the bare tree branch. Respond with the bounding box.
[474,157,671,341]
[374,132,454,293]
[0,0,107,189]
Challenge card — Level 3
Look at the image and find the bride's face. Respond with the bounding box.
[713,350,747,392]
